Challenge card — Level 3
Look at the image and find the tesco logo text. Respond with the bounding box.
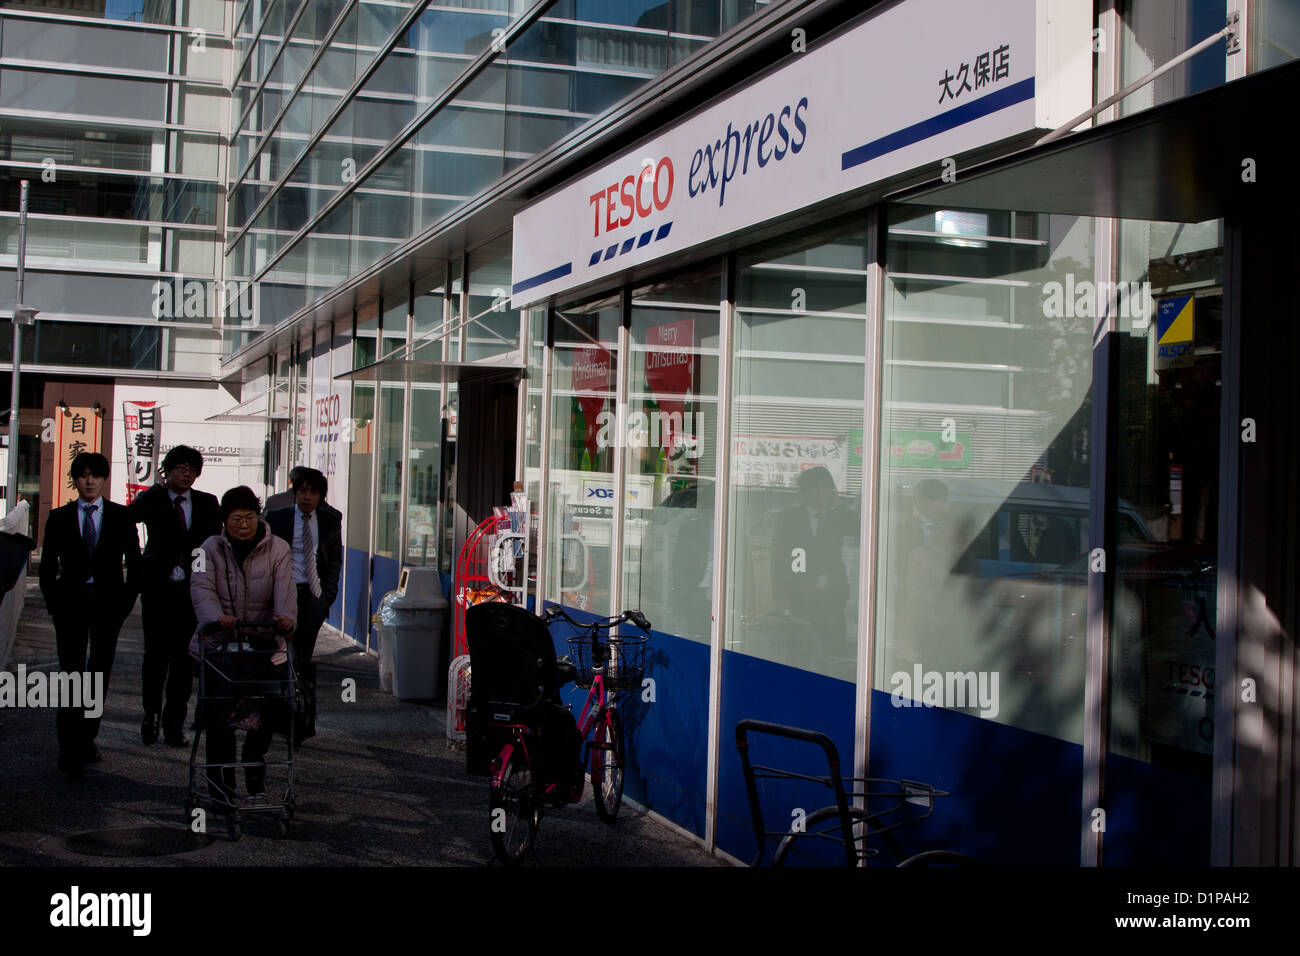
[689,95,808,207]
[589,156,674,237]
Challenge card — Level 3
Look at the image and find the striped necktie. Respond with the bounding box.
[83,504,98,557]
[302,512,322,599]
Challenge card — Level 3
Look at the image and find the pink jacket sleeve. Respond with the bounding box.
[271,536,297,631]
[189,536,228,658]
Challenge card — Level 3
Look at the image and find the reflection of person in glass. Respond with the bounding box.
[771,466,857,649]
[896,478,977,674]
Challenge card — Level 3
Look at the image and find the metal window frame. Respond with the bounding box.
[609,287,630,618]
[854,204,884,791]
[1213,215,1244,866]
[703,252,734,853]
[532,305,553,609]
[0,6,231,39]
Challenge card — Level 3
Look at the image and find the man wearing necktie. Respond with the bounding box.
[39,453,141,778]
[267,467,342,744]
[126,445,222,747]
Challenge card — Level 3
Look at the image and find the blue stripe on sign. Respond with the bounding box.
[654,221,672,241]
[603,244,619,261]
[637,230,653,248]
[619,237,636,255]
[841,76,1035,171]
[512,261,573,296]
[589,251,603,266]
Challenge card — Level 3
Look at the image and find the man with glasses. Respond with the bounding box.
[127,445,222,747]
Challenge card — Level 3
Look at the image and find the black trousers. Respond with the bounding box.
[205,725,275,797]
[293,583,328,667]
[140,580,196,735]
[52,584,125,759]
[293,584,328,738]
[200,654,286,798]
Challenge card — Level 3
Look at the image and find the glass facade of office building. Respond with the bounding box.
[0,0,230,364]
[0,0,236,534]
[221,0,765,354]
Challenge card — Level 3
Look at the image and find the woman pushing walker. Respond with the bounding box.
[189,486,297,817]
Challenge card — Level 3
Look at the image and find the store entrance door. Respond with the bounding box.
[452,376,518,562]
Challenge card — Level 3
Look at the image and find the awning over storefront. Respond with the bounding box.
[894,58,1298,223]
[334,357,524,386]
[205,381,290,423]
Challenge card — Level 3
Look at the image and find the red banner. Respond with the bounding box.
[122,400,160,504]
[643,319,693,449]
[572,347,611,460]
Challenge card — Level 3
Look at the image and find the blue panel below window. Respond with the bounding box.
[342,545,369,647]
[868,690,1082,866]
[1101,751,1210,866]
[372,554,401,620]
[715,651,857,865]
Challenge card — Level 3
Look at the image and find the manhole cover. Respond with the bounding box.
[64,826,214,858]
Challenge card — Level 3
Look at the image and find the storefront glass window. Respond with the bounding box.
[1254,0,1300,69]
[407,274,445,568]
[622,266,720,643]
[375,293,408,558]
[1107,217,1222,864]
[726,224,868,682]
[545,294,620,614]
[876,206,1096,742]
[349,305,379,563]
[1117,0,1226,118]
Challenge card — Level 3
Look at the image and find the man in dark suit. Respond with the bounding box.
[39,452,141,779]
[264,465,342,520]
[266,466,342,743]
[126,444,222,747]
[771,465,858,648]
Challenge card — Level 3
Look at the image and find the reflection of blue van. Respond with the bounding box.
[888,478,1153,579]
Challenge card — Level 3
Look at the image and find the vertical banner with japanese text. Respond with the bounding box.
[123,401,160,504]
[52,408,104,508]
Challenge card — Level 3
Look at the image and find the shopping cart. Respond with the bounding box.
[187,619,298,841]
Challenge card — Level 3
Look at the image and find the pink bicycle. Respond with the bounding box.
[464,602,651,865]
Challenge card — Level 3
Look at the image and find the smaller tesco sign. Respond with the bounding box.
[512,0,1065,307]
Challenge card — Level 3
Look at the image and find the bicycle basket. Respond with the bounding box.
[566,635,648,691]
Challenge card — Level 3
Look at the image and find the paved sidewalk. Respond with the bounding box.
[0,575,724,868]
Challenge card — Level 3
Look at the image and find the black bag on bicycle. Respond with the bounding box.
[464,603,580,778]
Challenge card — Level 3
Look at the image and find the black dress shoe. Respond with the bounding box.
[164,731,189,747]
[57,754,85,780]
[141,715,160,745]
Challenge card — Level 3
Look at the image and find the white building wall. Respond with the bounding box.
[111,380,266,505]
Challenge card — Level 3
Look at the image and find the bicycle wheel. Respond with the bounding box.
[772,805,908,867]
[591,709,624,821]
[897,849,978,867]
[489,750,538,865]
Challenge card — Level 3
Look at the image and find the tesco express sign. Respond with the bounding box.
[512,0,1084,307]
